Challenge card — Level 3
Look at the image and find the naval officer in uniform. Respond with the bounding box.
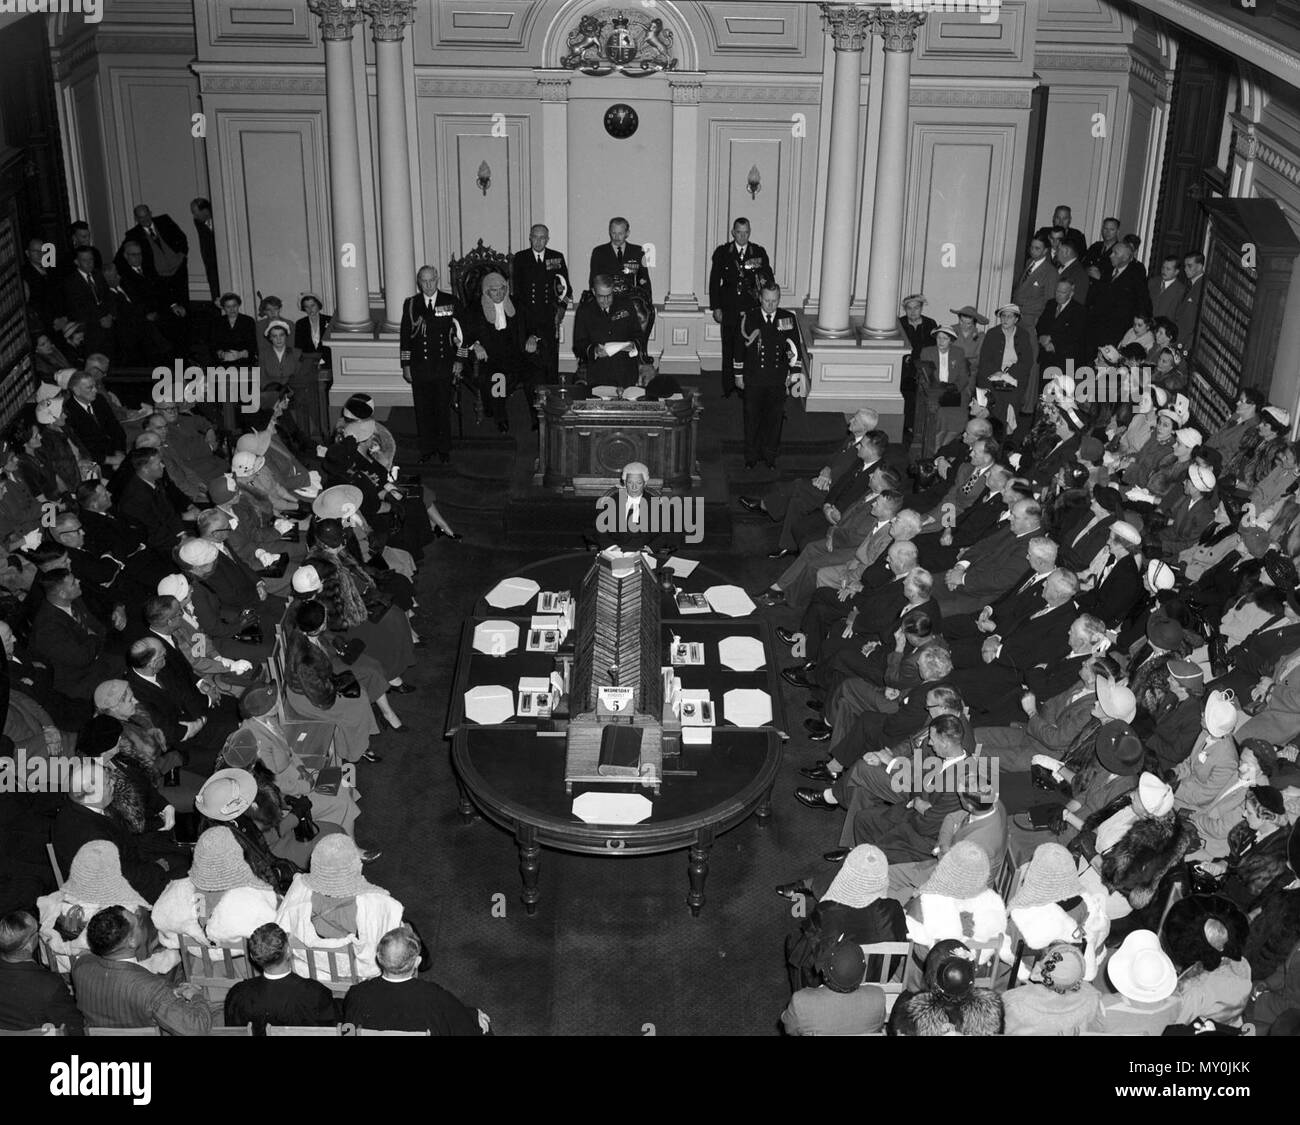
[511,223,570,386]
[709,218,773,399]
[735,284,807,469]
[400,265,463,464]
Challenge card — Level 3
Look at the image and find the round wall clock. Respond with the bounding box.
[603,103,639,139]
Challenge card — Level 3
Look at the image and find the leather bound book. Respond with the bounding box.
[597,724,643,776]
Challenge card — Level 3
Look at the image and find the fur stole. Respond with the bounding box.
[900,988,1004,1036]
[1100,811,1199,908]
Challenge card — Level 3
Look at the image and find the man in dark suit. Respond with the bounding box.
[72,907,211,1032]
[125,635,236,774]
[1049,205,1087,258]
[944,535,1059,645]
[75,479,172,590]
[1148,254,1186,323]
[1175,252,1206,356]
[709,217,773,399]
[1011,233,1059,351]
[935,498,1046,617]
[117,448,196,554]
[1085,241,1151,356]
[1080,216,1121,283]
[400,266,462,465]
[190,197,220,302]
[512,223,570,386]
[589,216,652,301]
[22,236,66,333]
[1052,234,1091,306]
[225,923,336,1035]
[61,248,115,357]
[740,408,878,524]
[122,204,189,308]
[573,275,642,388]
[1036,278,1088,374]
[51,768,187,903]
[180,537,274,663]
[26,569,123,700]
[64,371,126,470]
[57,221,103,275]
[116,239,187,351]
[0,910,84,1033]
[735,283,806,470]
[343,925,487,1036]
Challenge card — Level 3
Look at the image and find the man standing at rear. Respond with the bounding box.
[709,217,773,400]
[512,224,570,386]
[400,266,463,465]
[123,203,190,309]
[735,284,806,470]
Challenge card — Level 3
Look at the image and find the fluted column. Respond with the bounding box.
[861,9,924,337]
[666,79,703,309]
[362,0,417,333]
[814,4,872,338]
[309,0,372,332]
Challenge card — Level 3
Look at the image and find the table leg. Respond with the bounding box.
[517,824,541,916]
[455,777,475,823]
[755,784,774,828]
[686,828,714,917]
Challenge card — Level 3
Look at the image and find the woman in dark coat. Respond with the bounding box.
[888,939,1004,1036]
[977,304,1035,429]
[898,294,937,440]
[784,844,906,992]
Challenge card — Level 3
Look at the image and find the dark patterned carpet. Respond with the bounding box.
[362,372,848,1035]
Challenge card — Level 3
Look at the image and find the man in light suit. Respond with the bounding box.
[922,437,998,529]
[975,657,1105,774]
[814,493,909,592]
[1011,233,1059,353]
[1148,255,1187,323]
[1237,646,1300,745]
[935,498,1046,617]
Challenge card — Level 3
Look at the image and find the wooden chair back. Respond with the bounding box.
[179,935,254,1004]
[288,936,362,997]
[265,1024,342,1036]
[87,1026,162,1036]
[209,1023,254,1036]
[859,941,912,1014]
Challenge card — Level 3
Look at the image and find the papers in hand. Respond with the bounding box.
[601,341,638,357]
[485,576,540,609]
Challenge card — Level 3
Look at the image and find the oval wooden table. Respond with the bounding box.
[448,553,785,916]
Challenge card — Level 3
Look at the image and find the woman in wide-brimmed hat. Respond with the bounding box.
[151,826,279,953]
[949,305,988,367]
[36,840,179,975]
[1162,894,1252,1026]
[276,834,405,980]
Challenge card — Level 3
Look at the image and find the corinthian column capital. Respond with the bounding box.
[873,8,926,53]
[819,3,873,53]
[360,0,415,43]
[307,0,360,42]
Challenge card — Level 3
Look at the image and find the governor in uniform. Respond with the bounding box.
[573,275,642,388]
[511,223,570,385]
[735,284,807,469]
[400,265,463,464]
[708,218,773,399]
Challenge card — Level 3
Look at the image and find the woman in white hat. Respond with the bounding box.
[1172,690,1245,857]
[1231,405,1291,491]
[276,833,406,981]
[1120,406,1178,492]
[151,825,279,955]
[232,440,299,514]
[152,574,256,689]
[1092,929,1181,1033]
[258,317,317,441]
[976,303,1033,429]
[1158,462,1218,560]
[915,324,971,456]
[37,840,179,975]
[1147,425,1201,500]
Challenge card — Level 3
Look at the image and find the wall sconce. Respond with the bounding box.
[746,164,761,200]
[477,160,492,196]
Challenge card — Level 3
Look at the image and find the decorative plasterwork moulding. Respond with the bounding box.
[414,76,539,98]
[909,87,1033,110]
[699,83,820,105]
[198,73,327,95]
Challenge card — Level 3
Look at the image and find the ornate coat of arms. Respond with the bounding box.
[561,9,678,76]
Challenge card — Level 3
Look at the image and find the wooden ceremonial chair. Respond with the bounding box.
[447,239,513,437]
[288,936,362,997]
[179,936,254,1005]
[859,941,912,1015]
[266,1024,343,1036]
[87,1026,162,1036]
[0,1023,65,1036]
[965,935,1008,990]
[209,1023,254,1036]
